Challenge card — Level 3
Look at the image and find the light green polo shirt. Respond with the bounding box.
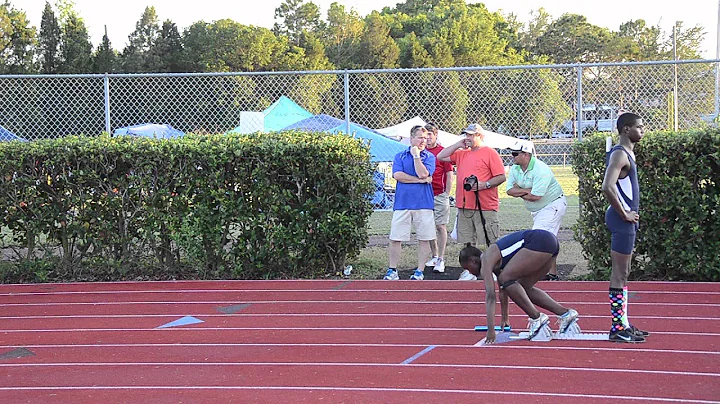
[506,156,564,212]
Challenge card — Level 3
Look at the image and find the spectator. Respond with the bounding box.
[423,122,454,273]
[437,124,505,281]
[383,125,436,281]
[506,140,567,280]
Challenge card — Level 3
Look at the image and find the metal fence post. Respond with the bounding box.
[344,71,350,135]
[576,66,583,141]
[104,73,111,134]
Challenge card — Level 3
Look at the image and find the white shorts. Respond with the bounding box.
[531,195,567,236]
[389,209,436,241]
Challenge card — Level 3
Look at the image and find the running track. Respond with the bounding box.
[0,280,718,403]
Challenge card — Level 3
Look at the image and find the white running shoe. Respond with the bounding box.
[433,258,445,273]
[383,268,399,280]
[409,269,424,280]
[425,256,439,267]
[557,309,579,334]
[527,313,550,340]
[458,269,477,281]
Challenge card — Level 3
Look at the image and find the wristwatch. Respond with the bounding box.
[485,181,491,189]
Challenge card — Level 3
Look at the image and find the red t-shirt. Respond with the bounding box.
[425,144,454,196]
[451,146,505,211]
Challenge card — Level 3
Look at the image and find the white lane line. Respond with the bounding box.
[0,386,714,403]
[3,342,717,355]
[1,300,718,306]
[1,289,718,297]
[0,362,718,378]
[1,327,719,337]
[0,314,718,320]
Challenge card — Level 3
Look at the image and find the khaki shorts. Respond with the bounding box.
[457,208,499,247]
[389,209,436,241]
[433,193,450,226]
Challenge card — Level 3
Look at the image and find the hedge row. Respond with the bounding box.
[0,132,375,282]
[571,129,720,281]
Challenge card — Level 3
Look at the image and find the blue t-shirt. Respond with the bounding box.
[392,148,435,210]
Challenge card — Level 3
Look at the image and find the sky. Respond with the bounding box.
[18,0,719,59]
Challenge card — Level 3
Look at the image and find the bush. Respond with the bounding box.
[0,131,375,282]
[571,129,720,281]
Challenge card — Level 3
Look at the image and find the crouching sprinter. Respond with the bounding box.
[460,229,578,344]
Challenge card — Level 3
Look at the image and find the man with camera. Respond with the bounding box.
[383,125,436,281]
[437,124,506,280]
[506,140,567,280]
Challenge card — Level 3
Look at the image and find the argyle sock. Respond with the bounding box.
[622,286,630,328]
[610,287,625,333]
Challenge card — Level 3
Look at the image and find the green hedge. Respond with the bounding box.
[571,129,720,281]
[0,132,375,282]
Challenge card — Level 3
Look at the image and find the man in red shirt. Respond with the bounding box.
[438,124,505,251]
[423,122,454,273]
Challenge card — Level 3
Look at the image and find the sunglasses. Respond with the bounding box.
[511,151,522,157]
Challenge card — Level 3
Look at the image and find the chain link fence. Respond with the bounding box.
[1,60,718,209]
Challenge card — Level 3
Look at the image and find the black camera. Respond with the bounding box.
[463,174,478,191]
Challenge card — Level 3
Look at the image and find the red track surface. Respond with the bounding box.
[0,280,718,403]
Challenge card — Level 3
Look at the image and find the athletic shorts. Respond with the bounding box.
[605,207,637,255]
[523,229,560,257]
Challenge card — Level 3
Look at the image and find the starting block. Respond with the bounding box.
[512,322,553,342]
[554,320,609,341]
[514,319,609,341]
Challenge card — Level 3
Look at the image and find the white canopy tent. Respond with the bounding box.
[376,116,524,151]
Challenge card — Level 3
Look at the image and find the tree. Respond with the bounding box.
[533,14,613,64]
[397,32,432,68]
[59,12,92,73]
[38,1,61,73]
[322,2,364,69]
[121,6,160,72]
[515,8,552,53]
[358,11,399,69]
[273,0,322,46]
[92,26,116,73]
[616,19,662,60]
[0,2,36,74]
[151,20,183,72]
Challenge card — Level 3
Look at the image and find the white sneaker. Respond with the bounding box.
[409,269,424,280]
[425,256,439,267]
[557,309,579,334]
[527,313,550,340]
[433,258,445,273]
[458,269,477,281]
[383,268,399,280]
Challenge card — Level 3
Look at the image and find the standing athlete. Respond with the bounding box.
[601,112,649,343]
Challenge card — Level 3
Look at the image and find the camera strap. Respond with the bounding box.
[474,190,492,247]
[461,190,492,247]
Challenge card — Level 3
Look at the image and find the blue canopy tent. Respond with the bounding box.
[113,123,185,139]
[0,125,27,142]
[282,114,407,162]
[263,96,313,132]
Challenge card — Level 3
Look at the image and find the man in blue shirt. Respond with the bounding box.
[384,125,436,281]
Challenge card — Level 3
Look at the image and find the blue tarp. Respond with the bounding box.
[0,125,27,142]
[263,96,314,132]
[282,114,407,162]
[113,123,185,139]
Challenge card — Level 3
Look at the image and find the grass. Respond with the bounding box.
[367,196,579,236]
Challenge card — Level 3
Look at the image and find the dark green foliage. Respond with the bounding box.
[571,129,720,281]
[0,132,375,282]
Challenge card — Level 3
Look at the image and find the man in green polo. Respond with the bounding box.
[505,140,567,280]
